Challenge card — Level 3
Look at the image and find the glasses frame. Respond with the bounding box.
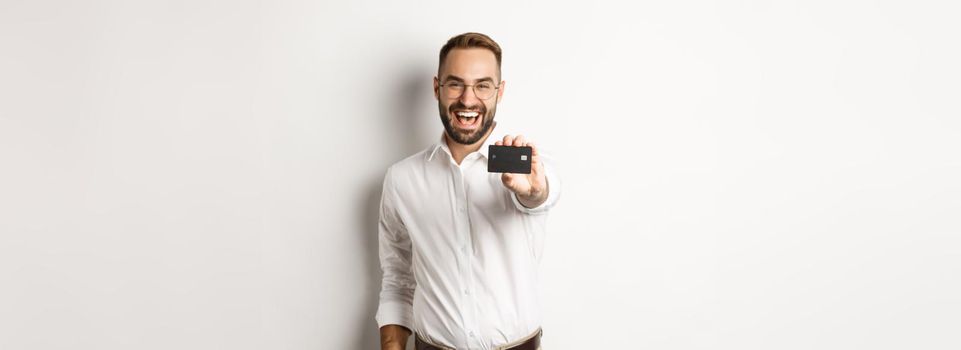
[438,79,501,100]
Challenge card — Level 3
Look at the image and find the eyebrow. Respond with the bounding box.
[443,75,496,84]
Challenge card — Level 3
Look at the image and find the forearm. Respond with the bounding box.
[380,324,412,350]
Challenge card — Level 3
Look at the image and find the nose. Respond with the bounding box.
[458,86,480,105]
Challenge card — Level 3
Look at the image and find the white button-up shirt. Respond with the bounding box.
[375,123,561,350]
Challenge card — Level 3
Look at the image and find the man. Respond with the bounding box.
[376,32,561,350]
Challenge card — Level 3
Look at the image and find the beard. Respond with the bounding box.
[438,100,497,145]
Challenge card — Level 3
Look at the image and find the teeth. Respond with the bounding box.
[456,111,479,118]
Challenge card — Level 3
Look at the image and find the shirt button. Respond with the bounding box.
[463,289,470,295]
[469,331,475,337]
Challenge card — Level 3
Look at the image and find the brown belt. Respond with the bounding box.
[415,328,542,350]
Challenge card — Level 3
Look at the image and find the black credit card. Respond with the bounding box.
[488,145,532,174]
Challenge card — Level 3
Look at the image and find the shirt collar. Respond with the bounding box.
[427,121,501,162]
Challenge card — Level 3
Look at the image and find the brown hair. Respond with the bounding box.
[438,32,502,78]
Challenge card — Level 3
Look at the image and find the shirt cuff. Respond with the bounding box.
[375,299,414,331]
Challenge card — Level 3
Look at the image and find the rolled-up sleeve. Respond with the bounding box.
[374,167,415,330]
[511,149,562,214]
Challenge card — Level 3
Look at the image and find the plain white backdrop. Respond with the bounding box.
[1,0,959,349]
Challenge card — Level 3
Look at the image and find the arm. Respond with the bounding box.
[496,134,561,213]
[375,167,416,349]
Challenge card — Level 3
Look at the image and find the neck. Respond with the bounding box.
[445,121,496,165]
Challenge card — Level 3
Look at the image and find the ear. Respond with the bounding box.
[497,80,506,101]
[433,76,440,100]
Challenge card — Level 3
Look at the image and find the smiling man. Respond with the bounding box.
[375,33,561,350]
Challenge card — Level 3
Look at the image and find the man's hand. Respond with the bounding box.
[380,324,411,350]
[495,134,548,208]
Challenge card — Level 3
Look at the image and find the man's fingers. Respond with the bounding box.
[496,135,537,161]
[513,135,526,147]
[499,134,532,147]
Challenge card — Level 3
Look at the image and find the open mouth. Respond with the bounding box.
[454,110,481,129]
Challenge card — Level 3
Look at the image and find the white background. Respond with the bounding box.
[1,0,959,349]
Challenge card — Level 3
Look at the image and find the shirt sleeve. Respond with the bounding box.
[511,149,562,214]
[374,166,416,330]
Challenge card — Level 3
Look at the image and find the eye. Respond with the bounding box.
[476,82,493,90]
[445,82,464,89]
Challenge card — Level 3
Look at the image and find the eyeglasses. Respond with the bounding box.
[438,80,500,100]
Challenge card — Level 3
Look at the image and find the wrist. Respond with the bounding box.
[517,190,547,208]
[382,343,405,350]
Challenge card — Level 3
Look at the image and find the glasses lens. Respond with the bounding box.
[443,82,464,98]
[474,82,495,99]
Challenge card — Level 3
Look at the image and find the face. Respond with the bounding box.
[434,48,505,145]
